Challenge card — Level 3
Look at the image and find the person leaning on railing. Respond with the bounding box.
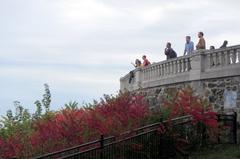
[183,36,194,55]
[129,56,150,83]
[131,59,143,68]
[129,59,143,83]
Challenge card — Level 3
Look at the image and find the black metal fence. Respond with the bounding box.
[217,112,237,144]
[34,115,192,159]
[33,113,237,159]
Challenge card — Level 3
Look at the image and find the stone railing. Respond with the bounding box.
[120,45,240,92]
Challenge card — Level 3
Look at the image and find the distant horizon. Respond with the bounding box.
[1,0,240,116]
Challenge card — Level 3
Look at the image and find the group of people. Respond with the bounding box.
[132,31,229,69]
[131,55,151,68]
[167,31,206,59]
[129,32,228,83]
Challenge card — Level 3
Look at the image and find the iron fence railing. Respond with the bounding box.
[217,112,237,144]
[33,113,237,159]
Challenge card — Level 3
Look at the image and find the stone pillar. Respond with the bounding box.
[189,50,205,80]
[133,68,143,90]
[120,77,125,92]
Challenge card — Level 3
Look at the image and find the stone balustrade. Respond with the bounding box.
[120,45,240,92]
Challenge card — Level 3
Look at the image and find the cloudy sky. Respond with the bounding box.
[1,0,240,116]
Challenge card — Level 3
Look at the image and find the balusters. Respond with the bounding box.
[186,57,191,71]
[169,62,172,75]
[159,65,162,77]
[182,58,186,72]
[155,65,158,78]
[215,52,220,66]
[212,52,217,67]
[147,68,150,80]
[150,67,153,80]
[171,61,174,74]
[175,60,178,73]
[230,50,237,64]
[143,69,145,81]
[150,66,153,79]
[172,61,175,74]
[155,66,158,78]
[219,51,224,66]
[161,63,164,76]
[145,69,148,81]
[237,49,240,63]
[156,65,159,77]
[206,53,212,68]
[153,66,156,78]
[176,60,179,74]
[158,64,161,77]
[145,69,148,80]
[148,68,150,80]
[142,69,145,81]
[167,63,170,75]
[179,60,182,73]
[164,63,167,76]
[225,50,230,65]
[169,61,172,74]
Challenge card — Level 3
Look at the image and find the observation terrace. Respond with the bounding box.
[120,45,240,92]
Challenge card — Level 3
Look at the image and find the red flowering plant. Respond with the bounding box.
[0,85,149,159]
[161,87,218,151]
[29,92,149,157]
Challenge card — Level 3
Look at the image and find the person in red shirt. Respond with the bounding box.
[142,55,151,67]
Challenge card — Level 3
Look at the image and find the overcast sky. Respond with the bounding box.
[1,0,240,116]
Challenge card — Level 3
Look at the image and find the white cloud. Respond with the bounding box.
[59,0,121,23]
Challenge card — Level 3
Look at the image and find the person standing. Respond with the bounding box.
[183,36,194,55]
[165,42,177,60]
[142,55,151,67]
[196,31,206,50]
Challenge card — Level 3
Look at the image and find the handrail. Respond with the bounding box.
[34,115,192,159]
[33,136,115,159]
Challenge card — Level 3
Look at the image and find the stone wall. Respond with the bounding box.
[121,45,240,92]
[136,76,240,121]
[120,45,240,122]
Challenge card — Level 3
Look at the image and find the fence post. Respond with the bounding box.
[217,114,221,143]
[233,112,237,144]
[100,135,104,159]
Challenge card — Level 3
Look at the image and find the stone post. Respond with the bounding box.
[189,50,206,80]
[133,68,143,90]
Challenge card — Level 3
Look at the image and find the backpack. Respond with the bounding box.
[170,49,177,58]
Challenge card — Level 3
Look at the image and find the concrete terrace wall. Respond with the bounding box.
[120,45,240,120]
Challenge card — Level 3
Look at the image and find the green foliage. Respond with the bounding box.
[0,101,32,139]
[41,83,51,112]
[64,101,79,110]
[33,100,42,120]
[0,83,52,140]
